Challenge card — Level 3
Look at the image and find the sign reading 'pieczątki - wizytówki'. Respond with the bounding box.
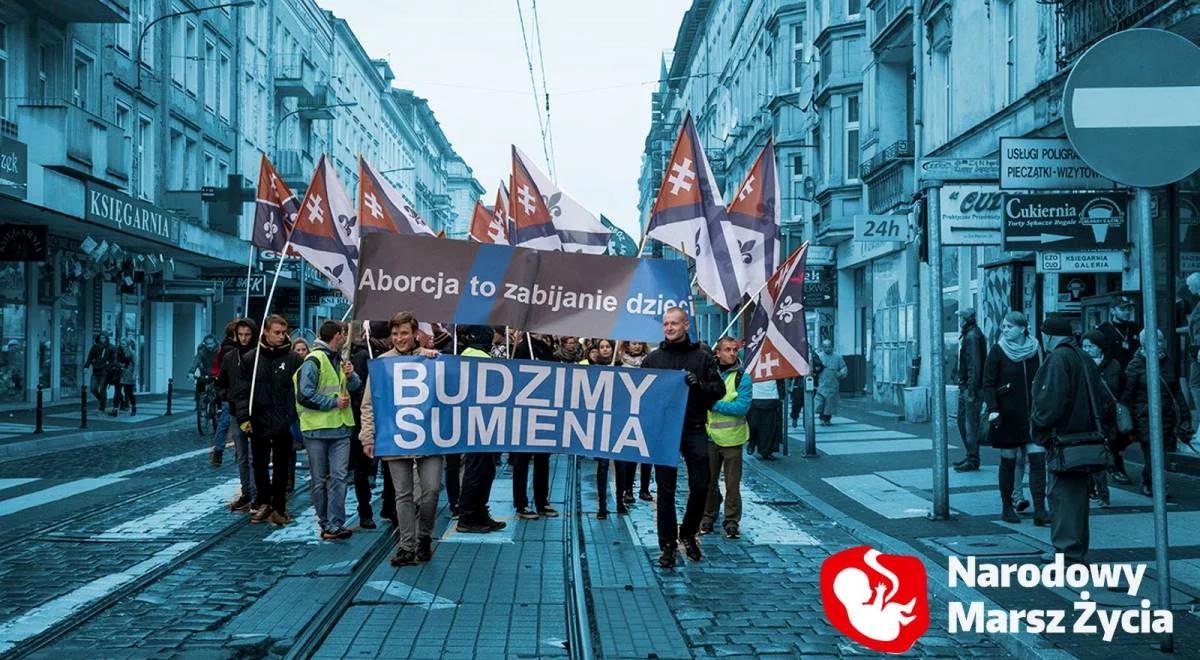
[367,354,687,465]
[355,234,693,342]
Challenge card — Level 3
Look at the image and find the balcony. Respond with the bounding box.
[1056,0,1172,67]
[274,52,322,103]
[859,139,912,179]
[275,149,309,188]
[870,0,912,51]
[18,97,127,185]
[29,0,129,23]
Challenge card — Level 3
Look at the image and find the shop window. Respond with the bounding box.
[0,264,25,402]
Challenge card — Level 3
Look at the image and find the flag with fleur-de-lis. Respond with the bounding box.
[744,242,811,382]
[252,154,299,253]
[291,155,359,300]
[726,138,781,296]
[512,146,609,254]
[357,156,434,236]
[509,145,563,252]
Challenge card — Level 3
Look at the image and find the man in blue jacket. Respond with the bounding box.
[701,336,752,539]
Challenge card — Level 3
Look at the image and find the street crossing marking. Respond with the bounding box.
[0,541,198,654]
[439,477,516,545]
[998,511,1200,550]
[91,479,240,541]
[822,474,932,519]
[808,430,917,443]
[0,478,124,517]
[108,448,211,479]
[363,580,457,610]
[623,482,819,547]
[265,477,369,544]
[0,478,38,493]
[817,438,950,456]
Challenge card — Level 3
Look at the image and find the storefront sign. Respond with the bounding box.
[853,214,910,243]
[319,295,349,307]
[837,236,904,269]
[211,274,266,297]
[999,137,1117,190]
[1057,273,1096,308]
[1036,250,1127,273]
[1002,191,1131,251]
[804,265,837,307]
[919,158,998,182]
[0,224,46,261]
[0,137,27,200]
[84,184,180,247]
[939,185,1004,245]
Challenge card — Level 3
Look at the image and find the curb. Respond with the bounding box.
[0,415,195,463]
[746,459,1078,660]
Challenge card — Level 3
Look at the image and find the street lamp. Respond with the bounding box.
[272,102,358,158]
[134,1,255,94]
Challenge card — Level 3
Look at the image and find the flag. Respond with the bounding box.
[744,242,811,382]
[291,155,359,300]
[644,112,741,311]
[357,156,434,236]
[726,138,781,295]
[468,200,509,244]
[512,146,610,254]
[509,146,563,251]
[436,228,447,239]
[600,215,638,256]
[496,181,514,242]
[252,154,299,253]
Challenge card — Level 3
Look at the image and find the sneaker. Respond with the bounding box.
[416,537,433,562]
[622,492,635,505]
[210,450,223,466]
[268,510,291,527]
[597,509,608,520]
[359,518,377,530]
[516,507,540,520]
[1015,499,1030,513]
[449,504,460,519]
[724,524,740,540]
[953,461,980,473]
[538,506,559,518]
[390,550,416,567]
[250,505,273,524]
[1111,469,1133,485]
[229,496,253,513]
[320,529,340,541]
[616,502,629,515]
[456,520,493,534]
[1141,483,1153,497]
[485,517,507,531]
[335,528,353,540]
[699,521,714,535]
[657,547,677,569]
[639,490,653,502]
[682,535,702,562]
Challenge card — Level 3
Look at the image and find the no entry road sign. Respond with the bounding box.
[1064,29,1200,188]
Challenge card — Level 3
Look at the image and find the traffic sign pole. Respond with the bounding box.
[1137,187,1173,652]
[927,183,950,520]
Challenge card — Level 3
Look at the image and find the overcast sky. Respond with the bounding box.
[325,0,692,237]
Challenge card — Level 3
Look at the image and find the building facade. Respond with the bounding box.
[0,0,481,407]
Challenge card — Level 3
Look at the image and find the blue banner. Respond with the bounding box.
[367,354,687,465]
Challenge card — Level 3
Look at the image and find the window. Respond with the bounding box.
[203,152,215,186]
[137,115,153,199]
[844,94,860,181]
[185,22,198,93]
[38,42,62,99]
[168,129,184,190]
[1004,0,1017,104]
[138,1,155,67]
[0,23,7,119]
[791,154,806,220]
[115,102,131,170]
[218,52,231,119]
[184,137,197,189]
[847,0,862,17]
[73,51,94,110]
[941,51,953,140]
[171,18,184,84]
[217,159,229,185]
[116,7,132,53]
[203,40,216,110]
[792,23,806,90]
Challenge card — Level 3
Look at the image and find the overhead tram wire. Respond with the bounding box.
[515,0,554,178]
[530,0,558,182]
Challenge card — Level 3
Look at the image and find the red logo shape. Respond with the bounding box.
[820,546,930,654]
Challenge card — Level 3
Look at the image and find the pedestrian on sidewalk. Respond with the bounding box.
[216,319,256,505]
[83,331,116,415]
[701,336,751,539]
[294,320,361,541]
[361,312,444,564]
[788,377,804,428]
[1082,330,1122,507]
[234,314,303,527]
[642,307,724,569]
[455,325,508,534]
[982,311,1043,524]
[1030,317,1114,565]
[747,370,785,460]
[111,337,138,416]
[813,340,847,426]
[1122,328,1192,498]
[955,310,987,472]
[510,331,559,520]
[1096,296,1141,370]
[620,340,656,502]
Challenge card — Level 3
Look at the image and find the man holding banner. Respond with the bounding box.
[641,308,724,569]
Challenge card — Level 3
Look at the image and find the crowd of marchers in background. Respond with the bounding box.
[144,309,828,570]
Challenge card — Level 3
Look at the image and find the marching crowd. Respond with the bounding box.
[189,307,796,569]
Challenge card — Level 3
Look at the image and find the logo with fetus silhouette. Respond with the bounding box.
[821,546,929,654]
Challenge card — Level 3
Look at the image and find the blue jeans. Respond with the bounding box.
[215,402,255,500]
[303,435,350,533]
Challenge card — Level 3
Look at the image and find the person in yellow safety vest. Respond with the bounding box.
[701,335,753,540]
[294,320,361,541]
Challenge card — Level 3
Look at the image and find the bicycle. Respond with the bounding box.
[195,375,219,437]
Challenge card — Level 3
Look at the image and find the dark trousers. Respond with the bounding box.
[380,461,396,521]
[596,460,636,512]
[445,454,462,510]
[511,452,549,510]
[640,463,653,492]
[251,429,293,513]
[349,430,374,521]
[655,431,710,550]
[459,452,498,523]
[957,392,982,463]
[113,384,135,412]
[1050,471,1091,564]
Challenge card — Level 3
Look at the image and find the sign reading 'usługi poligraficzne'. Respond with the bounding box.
[367,355,687,465]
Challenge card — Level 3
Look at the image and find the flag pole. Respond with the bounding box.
[364,320,375,359]
[242,244,255,315]
[718,278,772,339]
[248,239,292,417]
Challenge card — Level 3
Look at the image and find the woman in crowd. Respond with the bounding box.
[1081,330,1122,507]
[1122,328,1192,497]
[111,337,138,416]
[591,339,635,518]
[618,341,655,501]
[360,311,443,566]
[982,311,1044,525]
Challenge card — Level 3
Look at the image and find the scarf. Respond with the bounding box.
[555,345,584,363]
[620,352,645,367]
[999,334,1039,363]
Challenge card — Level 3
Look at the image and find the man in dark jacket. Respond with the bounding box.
[1096,296,1140,368]
[455,325,508,534]
[641,308,724,568]
[216,318,257,509]
[510,331,559,520]
[234,314,304,526]
[1122,328,1191,497]
[350,322,393,528]
[1031,317,1114,565]
[955,310,988,472]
